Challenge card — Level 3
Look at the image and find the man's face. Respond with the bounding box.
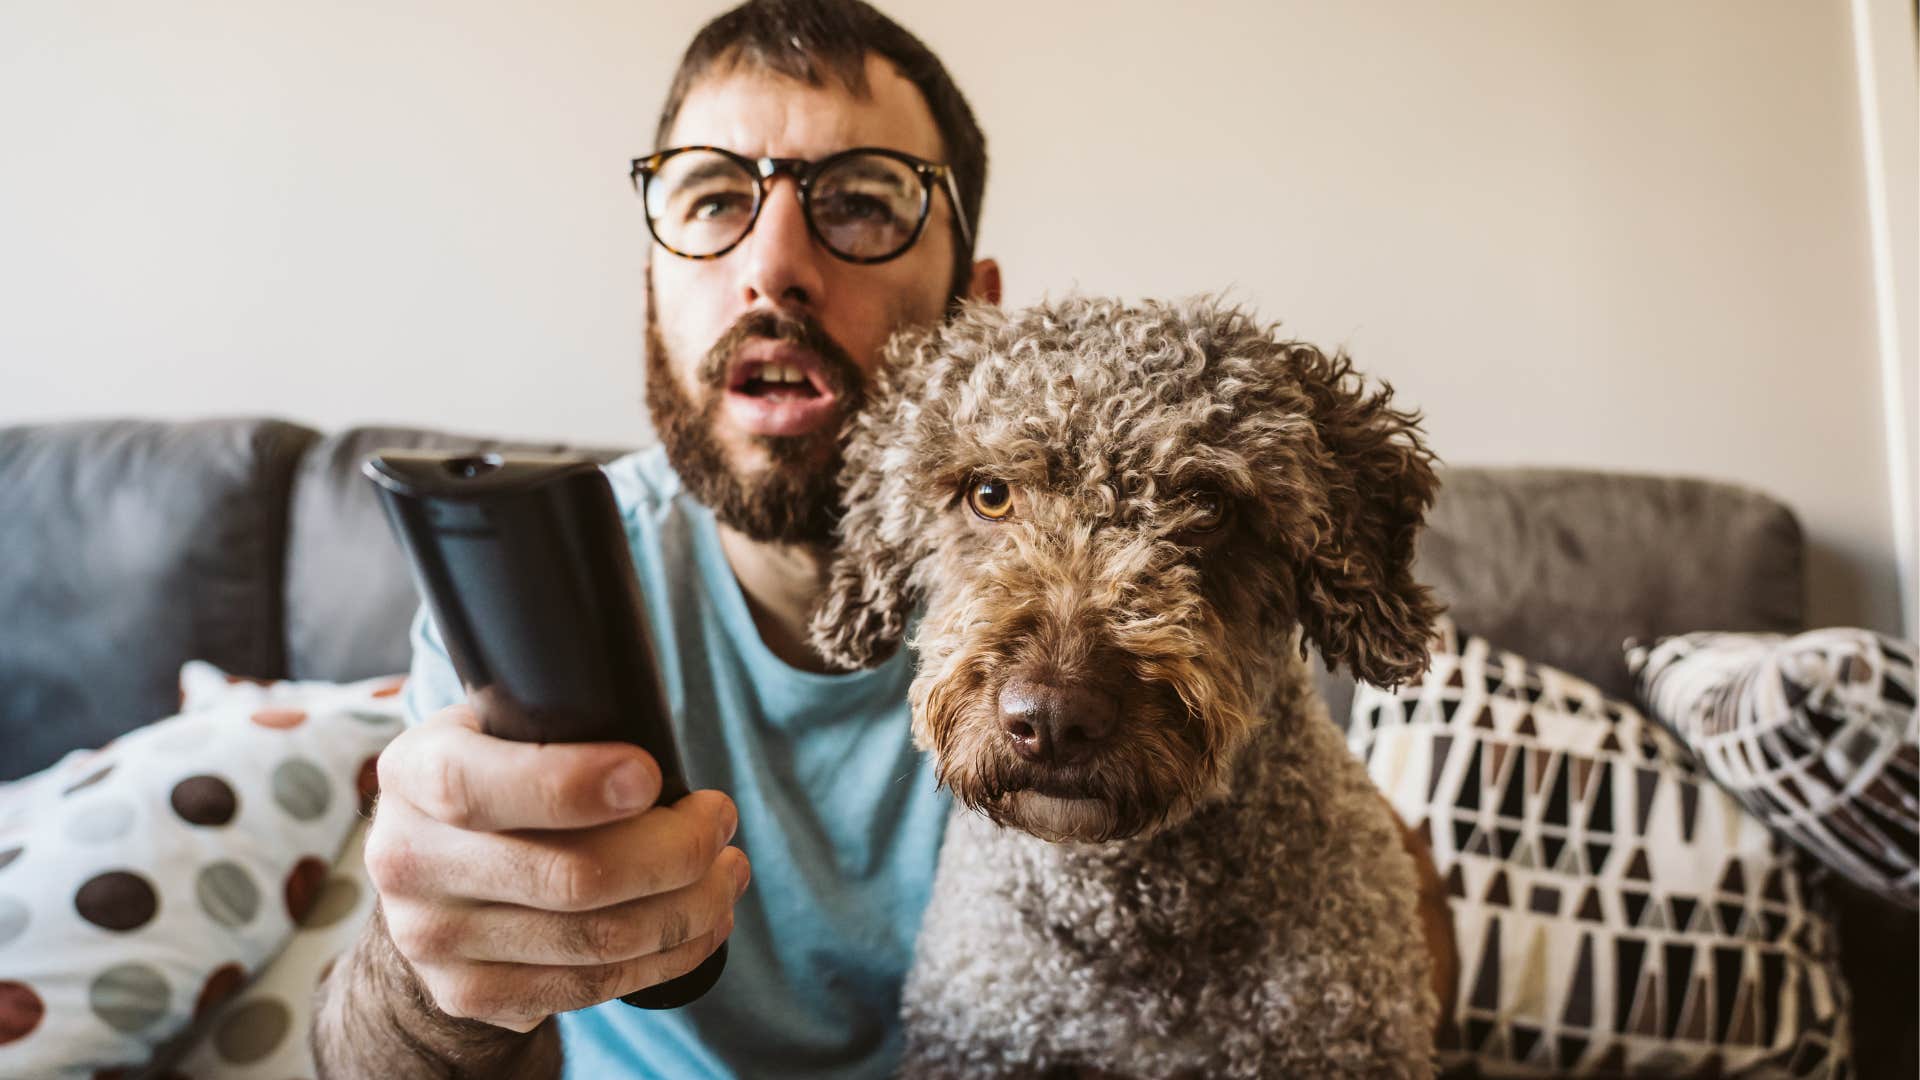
[645,53,962,544]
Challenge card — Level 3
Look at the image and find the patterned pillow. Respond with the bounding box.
[1351,619,1852,1078]
[176,659,398,715]
[168,819,379,1079]
[1625,628,1918,909]
[0,664,403,1079]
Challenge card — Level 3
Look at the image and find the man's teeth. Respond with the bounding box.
[755,364,807,384]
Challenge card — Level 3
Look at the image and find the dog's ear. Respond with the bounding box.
[1284,343,1443,688]
[809,323,951,671]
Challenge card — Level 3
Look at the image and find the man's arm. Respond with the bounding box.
[312,898,563,1080]
[313,608,547,1078]
[310,608,743,1078]
[308,608,555,1076]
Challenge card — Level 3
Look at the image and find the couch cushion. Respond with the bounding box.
[1352,618,1853,1077]
[0,419,318,781]
[1627,628,1919,910]
[281,426,634,682]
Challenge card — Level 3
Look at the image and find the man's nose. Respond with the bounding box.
[739,177,826,311]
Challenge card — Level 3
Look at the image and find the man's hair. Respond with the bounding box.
[655,0,987,293]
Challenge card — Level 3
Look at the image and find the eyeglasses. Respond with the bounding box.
[629,145,974,264]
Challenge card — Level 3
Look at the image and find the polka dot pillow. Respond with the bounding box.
[169,818,379,1079]
[0,663,405,1079]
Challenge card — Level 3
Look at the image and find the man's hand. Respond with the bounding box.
[312,701,749,1078]
[366,702,750,1030]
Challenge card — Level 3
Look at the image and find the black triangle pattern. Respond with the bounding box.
[1428,734,1454,802]
[1635,766,1659,835]
[1562,931,1595,1028]
[1469,915,1501,1011]
[1499,755,1528,820]
[1622,889,1650,926]
[1512,1023,1543,1063]
[1542,831,1567,869]
[1460,743,1482,812]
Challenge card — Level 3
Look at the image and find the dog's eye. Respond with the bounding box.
[967,479,1015,521]
[1184,490,1228,533]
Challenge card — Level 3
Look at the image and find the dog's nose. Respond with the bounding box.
[997,677,1119,765]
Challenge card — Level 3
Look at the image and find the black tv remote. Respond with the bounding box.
[364,450,726,1010]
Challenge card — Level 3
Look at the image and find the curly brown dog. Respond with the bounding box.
[810,296,1456,1078]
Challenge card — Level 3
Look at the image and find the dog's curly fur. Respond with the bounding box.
[810,296,1444,1077]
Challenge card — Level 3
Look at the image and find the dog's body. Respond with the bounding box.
[810,297,1447,1078]
[906,671,1432,1078]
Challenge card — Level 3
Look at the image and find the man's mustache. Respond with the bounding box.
[697,310,861,402]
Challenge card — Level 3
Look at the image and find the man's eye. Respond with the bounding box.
[966,479,1015,521]
[816,192,896,225]
[689,192,751,222]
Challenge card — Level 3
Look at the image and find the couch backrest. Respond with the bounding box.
[286,434,1806,721]
[1414,466,1804,697]
[0,418,318,779]
[281,426,632,683]
[1312,463,1805,728]
[1,419,1808,781]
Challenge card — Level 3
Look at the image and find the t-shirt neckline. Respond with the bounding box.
[684,483,904,691]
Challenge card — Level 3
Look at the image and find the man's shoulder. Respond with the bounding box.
[600,443,683,519]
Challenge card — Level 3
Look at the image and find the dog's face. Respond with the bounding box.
[811,297,1440,843]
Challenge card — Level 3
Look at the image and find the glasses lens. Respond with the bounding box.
[645,150,758,257]
[809,153,927,261]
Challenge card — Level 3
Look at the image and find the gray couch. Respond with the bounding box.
[0,416,1910,1075]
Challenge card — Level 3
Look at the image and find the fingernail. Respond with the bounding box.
[732,853,751,898]
[717,801,738,847]
[605,761,650,811]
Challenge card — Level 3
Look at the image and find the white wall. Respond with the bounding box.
[1,1,1911,635]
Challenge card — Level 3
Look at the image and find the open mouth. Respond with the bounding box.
[731,358,827,400]
[722,349,840,437]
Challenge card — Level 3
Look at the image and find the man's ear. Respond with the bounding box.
[965,258,1001,306]
[809,325,949,671]
[1285,343,1443,688]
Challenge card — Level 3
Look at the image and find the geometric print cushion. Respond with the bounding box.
[0,663,404,1079]
[1351,618,1853,1078]
[1626,628,1919,910]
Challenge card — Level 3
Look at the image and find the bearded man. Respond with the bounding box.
[314,1,1000,1076]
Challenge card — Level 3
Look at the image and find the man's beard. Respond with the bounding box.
[644,297,865,545]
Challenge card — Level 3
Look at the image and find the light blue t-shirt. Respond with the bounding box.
[401,445,950,1079]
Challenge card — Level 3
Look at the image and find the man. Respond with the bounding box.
[313,1,1001,1076]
